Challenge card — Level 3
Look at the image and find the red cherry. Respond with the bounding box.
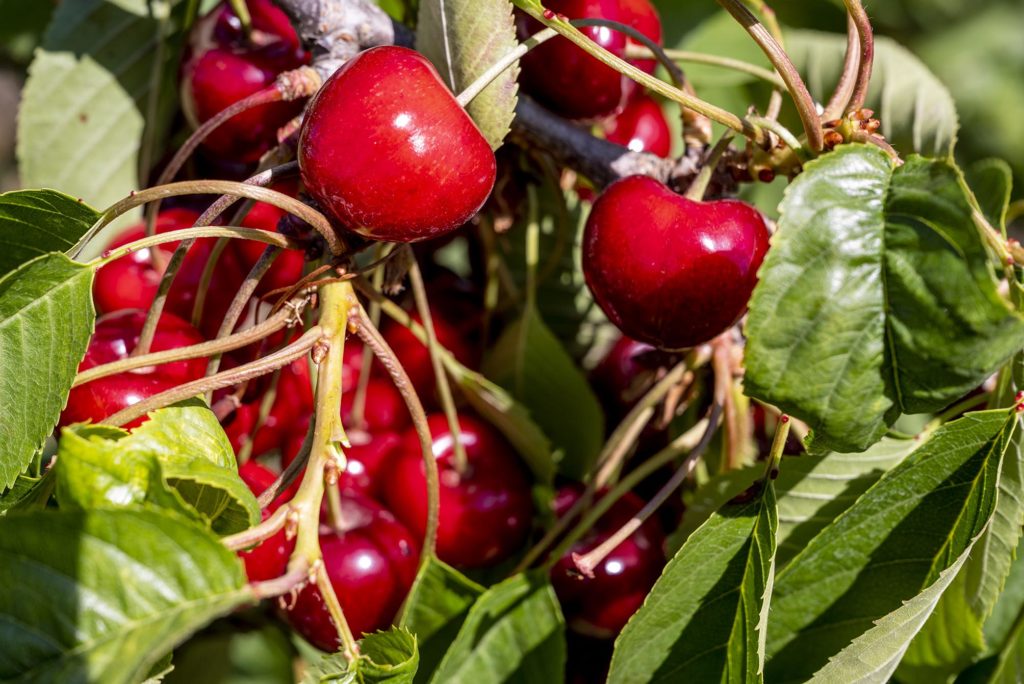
[582,176,770,350]
[382,414,533,568]
[619,0,663,75]
[550,486,665,638]
[284,494,419,649]
[230,184,307,297]
[341,378,409,434]
[238,460,295,582]
[382,304,480,402]
[61,310,207,429]
[298,46,497,242]
[181,0,309,163]
[338,430,402,499]
[603,94,671,157]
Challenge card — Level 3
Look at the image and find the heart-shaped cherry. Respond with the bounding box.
[61,310,207,429]
[237,460,296,582]
[181,0,309,163]
[583,175,769,350]
[382,414,533,568]
[603,94,671,157]
[298,46,497,242]
[550,485,665,638]
[284,493,419,649]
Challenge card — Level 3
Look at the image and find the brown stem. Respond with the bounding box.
[250,560,310,600]
[258,420,314,508]
[823,16,861,121]
[843,0,875,113]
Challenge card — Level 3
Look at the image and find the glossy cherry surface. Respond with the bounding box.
[603,94,671,157]
[61,311,207,428]
[517,0,662,120]
[382,414,533,568]
[284,494,419,650]
[181,0,308,162]
[237,460,295,582]
[298,46,497,242]
[583,175,770,350]
[590,335,662,416]
[550,486,665,638]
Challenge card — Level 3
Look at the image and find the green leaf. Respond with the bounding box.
[788,31,959,158]
[966,159,1013,233]
[0,508,252,683]
[0,252,94,490]
[399,559,483,683]
[608,467,777,684]
[0,189,101,277]
[985,534,1024,657]
[163,619,295,684]
[745,145,1024,453]
[17,0,185,210]
[764,410,1016,682]
[429,572,565,684]
[416,0,518,149]
[483,310,605,479]
[0,469,55,515]
[666,460,761,555]
[306,628,419,684]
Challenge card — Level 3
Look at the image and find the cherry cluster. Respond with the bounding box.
[66,0,774,665]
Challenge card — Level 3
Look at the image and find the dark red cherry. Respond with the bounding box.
[237,460,296,582]
[550,486,665,638]
[620,0,663,75]
[284,494,419,649]
[61,310,207,429]
[339,430,402,499]
[230,185,307,297]
[382,414,533,568]
[603,94,671,157]
[298,46,497,242]
[341,378,409,434]
[582,175,770,350]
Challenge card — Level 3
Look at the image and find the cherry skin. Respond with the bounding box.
[230,184,307,297]
[516,0,662,120]
[382,414,534,569]
[582,175,770,350]
[61,311,207,429]
[550,485,665,638]
[382,306,480,403]
[284,494,419,649]
[298,46,497,243]
[181,0,309,163]
[237,460,296,582]
[603,94,671,157]
[619,0,663,75]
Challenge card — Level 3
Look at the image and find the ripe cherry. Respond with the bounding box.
[181,0,309,162]
[590,335,662,417]
[517,0,662,120]
[583,175,769,350]
[382,306,479,403]
[61,310,207,428]
[603,94,671,157]
[550,485,665,638]
[284,494,419,649]
[298,46,497,242]
[237,460,295,582]
[382,414,534,568]
[230,185,307,297]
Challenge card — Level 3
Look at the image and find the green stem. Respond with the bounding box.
[456,28,558,107]
[572,18,684,88]
[626,46,785,89]
[684,132,736,201]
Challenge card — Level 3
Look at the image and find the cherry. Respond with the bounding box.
[550,485,665,638]
[517,0,662,121]
[237,460,296,582]
[582,175,770,350]
[61,310,207,429]
[619,0,663,75]
[603,94,671,157]
[284,494,419,649]
[382,306,479,402]
[298,46,497,243]
[230,184,307,297]
[382,414,533,568]
[181,0,309,163]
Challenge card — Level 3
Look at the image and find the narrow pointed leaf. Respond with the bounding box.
[0,189,101,276]
[305,628,419,684]
[0,252,94,490]
[0,509,252,683]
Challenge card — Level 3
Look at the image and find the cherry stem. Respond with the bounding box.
[88,226,297,268]
[350,244,390,428]
[73,301,304,387]
[456,27,558,108]
[224,505,291,551]
[625,46,785,89]
[842,0,874,114]
[515,1,768,147]
[822,16,861,121]
[715,0,823,153]
[766,414,790,476]
[407,252,469,474]
[571,402,723,577]
[192,237,231,327]
[684,132,736,201]
[227,0,254,38]
[250,559,310,600]
[315,563,361,661]
[572,18,684,88]
[258,421,314,508]
[104,326,323,427]
[351,304,441,560]
[746,116,803,154]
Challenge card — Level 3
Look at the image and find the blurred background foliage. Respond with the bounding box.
[1,0,1021,201]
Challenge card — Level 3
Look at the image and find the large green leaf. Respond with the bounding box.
[0,189,101,277]
[0,508,252,683]
[305,628,419,684]
[608,466,777,683]
[399,558,483,683]
[788,31,959,158]
[17,0,185,210]
[745,145,1024,453]
[0,252,94,490]
[429,572,565,684]
[667,460,762,554]
[764,410,1015,682]
[416,0,518,149]
[483,310,604,479]
[0,470,55,515]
